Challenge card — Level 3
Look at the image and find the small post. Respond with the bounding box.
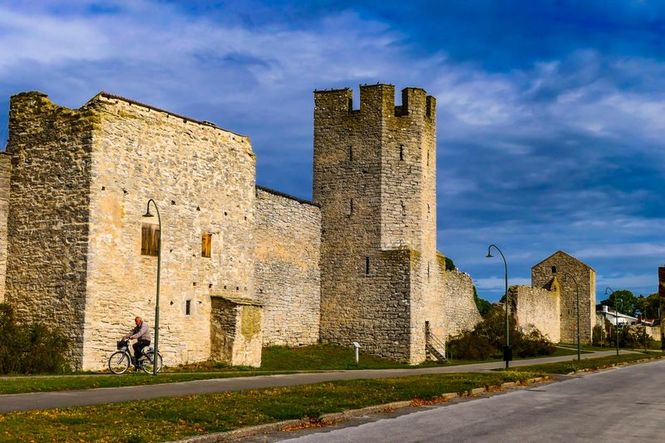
[353,342,361,365]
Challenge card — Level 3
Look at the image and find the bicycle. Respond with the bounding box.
[108,339,163,374]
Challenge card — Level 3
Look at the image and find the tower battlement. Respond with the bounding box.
[314,84,435,121]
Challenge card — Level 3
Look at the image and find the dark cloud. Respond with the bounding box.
[1,0,662,301]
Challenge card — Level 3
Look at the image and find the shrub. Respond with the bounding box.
[447,305,555,360]
[0,303,70,374]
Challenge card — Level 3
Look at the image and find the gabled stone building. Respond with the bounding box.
[511,251,596,344]
[0,85,481,370]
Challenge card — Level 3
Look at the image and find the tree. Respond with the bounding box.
[444,256,456,271]
[635,293,660,319]
[473,286,493,318]
[601,290,638,316]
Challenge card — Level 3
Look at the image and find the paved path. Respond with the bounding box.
[0,350,629,413]
[279,358,665,442]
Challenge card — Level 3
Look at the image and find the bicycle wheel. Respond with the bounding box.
[141,351,163,374]
[108,351,130,374]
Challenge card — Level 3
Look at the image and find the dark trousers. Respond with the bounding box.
[133,340,150,366]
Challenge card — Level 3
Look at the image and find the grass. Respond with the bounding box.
[0,344,592,394]
[0,372,537,443]
[505,351,663,375]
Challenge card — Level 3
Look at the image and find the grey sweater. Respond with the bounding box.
[129,322,151,341]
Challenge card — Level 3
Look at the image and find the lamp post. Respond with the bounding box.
[144,199,161,376]
[552,269,581,361]
[605,287,619,357]
[486,244,510,369]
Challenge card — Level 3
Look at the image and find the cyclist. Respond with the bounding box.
[123,316,152,369]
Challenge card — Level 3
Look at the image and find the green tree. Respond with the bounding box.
[635,293,660,319]
[473,286,493,318]
[444,256,456,271]
[601,290,638,316]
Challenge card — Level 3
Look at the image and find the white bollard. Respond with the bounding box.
[353,341,361,364]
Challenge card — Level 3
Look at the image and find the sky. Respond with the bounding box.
[0,0,663,301]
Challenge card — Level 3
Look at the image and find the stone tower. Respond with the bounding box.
[313,84,441,364]
[532,251,596,344]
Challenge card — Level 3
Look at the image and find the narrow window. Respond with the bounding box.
[349,145,353,162]
[185,300,192,315]
[427,262,430,280]
[201,233,212,258]
[365,257,370,275]
[141,223,160,256]
[399,144,404,161]
[401,201,406,216]
[427,204,430,214]
[349,198,354,216]
[551,266,557,274]
[427,150,430,166]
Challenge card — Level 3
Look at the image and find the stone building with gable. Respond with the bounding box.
[0,85,482,370]
[511,251,596,344]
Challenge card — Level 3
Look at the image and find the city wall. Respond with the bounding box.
[441,268,482,338]
[0,153,10,303]
[510,284,561,342]
[81,93,256,370]
[255,186,321,346]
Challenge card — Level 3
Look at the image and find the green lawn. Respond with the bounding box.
[505,352,663,375]
[0,372,537,443]
[0,344,591,395]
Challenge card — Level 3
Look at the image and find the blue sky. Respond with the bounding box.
[1,0,664,301]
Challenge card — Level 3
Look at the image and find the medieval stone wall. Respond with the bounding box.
[313,85,437,363]
[510,285,561,342]
[81,93,256,370]
[4,92,96,368]
[532,251,596,344]
[255,186,321,346]
[0,153,10,302]
[441,268,482,338]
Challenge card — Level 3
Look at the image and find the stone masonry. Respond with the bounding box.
[510,281,561,343]
[255,186,321,346]
[0,85,483,370]
[313,85,450,364]
[531,251,596,344]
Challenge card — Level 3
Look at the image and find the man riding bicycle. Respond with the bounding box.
[123,316,151,369]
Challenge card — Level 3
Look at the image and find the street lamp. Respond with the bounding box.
[552,269,581,361]
[144,199,161,376]
[486,244,510,369]
[605,287,619,357]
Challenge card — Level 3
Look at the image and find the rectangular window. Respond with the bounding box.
[399,144,404,161]
[349,145,353,162]
[185,300,192,315]
[141,223,160,256]
[201,233,212,258]
[349,198,354,216]
[365,256,370,275]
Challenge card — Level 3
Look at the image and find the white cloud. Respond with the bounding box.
[474,276,531,291]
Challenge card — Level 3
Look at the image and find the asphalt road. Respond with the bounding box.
[0,350,625,412]
[280,359,665,443]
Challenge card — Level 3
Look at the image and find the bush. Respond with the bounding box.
[0,303,70,374]
[447,305,555,360]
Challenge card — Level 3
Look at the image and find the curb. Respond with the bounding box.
[169,376,548,443]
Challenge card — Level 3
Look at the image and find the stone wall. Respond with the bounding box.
[441,268,482,338]
[4,92,96,368]
[81,93,256,370]
[510,284,561,342]
[0,153,10,302]
[314,85,438,364]
[210,295,262,367]
[532,251,596,344]
[255,186,321,346]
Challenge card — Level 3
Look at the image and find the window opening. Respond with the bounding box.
[202,233,212,258]
[349,198,354,216]
[185,300,192,315]
[399,144,404,161]
[365,257,370,275]
[141,223,160,256]
[551,266,557,274]
[349,145,353,162]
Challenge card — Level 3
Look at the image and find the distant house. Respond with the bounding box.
[597,305,638,326]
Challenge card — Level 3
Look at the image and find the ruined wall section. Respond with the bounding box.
[314,86,412,361]
[4,92,96,369]
[532,251,596,344]
[82,94,256,370]
[0,153,11,302]
[255,186,321,346]
[441,267,482,338]
[510,285,561,342]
